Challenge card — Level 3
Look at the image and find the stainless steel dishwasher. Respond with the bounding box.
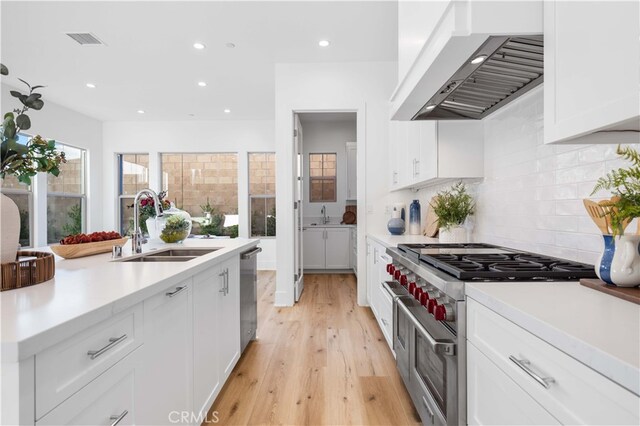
[240,245,261,352]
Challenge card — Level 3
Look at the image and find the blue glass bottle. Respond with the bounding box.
[409,200,421,235]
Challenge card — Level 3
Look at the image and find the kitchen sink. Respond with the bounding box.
[121,256,196,262]
[146,248,220,257]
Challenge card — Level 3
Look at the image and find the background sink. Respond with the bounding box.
[147,248,219,257]
[121,256,196,262]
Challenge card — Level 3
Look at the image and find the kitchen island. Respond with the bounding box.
[1,237,259,426]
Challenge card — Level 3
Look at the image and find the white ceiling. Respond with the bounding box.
[1,1,398,122]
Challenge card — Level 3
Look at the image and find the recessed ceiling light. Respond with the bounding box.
[189,113,195,117]
[224,109,231,114]
[198,81,207,87]
[193,42,206,50]
[225,42,236,49]
[137,110,145,114]
[425,105,436,111]
[85,83,96,88]
[318,40,330,47]
[471,55,487,65]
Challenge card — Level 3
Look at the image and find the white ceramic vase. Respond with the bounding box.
[609,234,640,287]
[1,193,20,263]
[439,225,467,243]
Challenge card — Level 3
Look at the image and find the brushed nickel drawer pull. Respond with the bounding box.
[421,396,435,423]
[109,409,128,426]
[87,334,127,360]
[165,286,186,298]
[509,355,555,389]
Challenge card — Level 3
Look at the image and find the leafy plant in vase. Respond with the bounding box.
[431,182,475,243]
[590,145,640,287]
[0,64,66,263]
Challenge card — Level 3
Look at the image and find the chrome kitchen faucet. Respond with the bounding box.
[132,189,164,253]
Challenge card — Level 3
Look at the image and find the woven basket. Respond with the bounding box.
[1,251,55,292]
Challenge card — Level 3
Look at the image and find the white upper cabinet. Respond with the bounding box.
[544,0,640,144]
[389,120,483,191]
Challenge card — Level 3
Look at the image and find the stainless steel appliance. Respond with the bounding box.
[240,246,261,352]
[383,243,597,426]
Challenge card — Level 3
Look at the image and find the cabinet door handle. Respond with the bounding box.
[166,286,187,298]
[509,355,555,389]
[421,396,435,423]
[87,334,127,360]
[109,410,129,426]
[225,269,229,295]
[381,318,388,326]
[414,159,420,177]
[219,271,226,293]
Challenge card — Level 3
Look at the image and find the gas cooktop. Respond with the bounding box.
[397,243,598,281]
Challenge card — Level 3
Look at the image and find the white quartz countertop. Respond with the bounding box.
[1,238,258,362]
[367,233,439,248]
[466,281,640,395]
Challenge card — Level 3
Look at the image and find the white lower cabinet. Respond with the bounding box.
[138,280,193,426]
[37,348,140,426]
[303,227,351,270]
[467,297,640,425]
[365,237,394,352]
[216,257,241,381]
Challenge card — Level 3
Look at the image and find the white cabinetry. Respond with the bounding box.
[350,227,357,275]
[467,298,640,425]
[346,142,357,200]
[544,0,640,144]
[389,120,483,191]
[366,237,394,351]
[138,281,193,425]
[303,227,351,270]
[193,256,241,419]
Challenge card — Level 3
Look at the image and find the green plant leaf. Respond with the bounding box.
[17,78,30,89]
[29,99,44,110]
[9,90,22,98]
[26,93,42,102]
[31,85,45,90]
[0,63,8,76]
[16,114,31,130]
[3,115,16,139]
[49,167,60,177]
[17,174,32,185]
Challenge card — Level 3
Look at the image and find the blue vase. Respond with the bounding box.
[409,199,421,235]
[596,235,616,284]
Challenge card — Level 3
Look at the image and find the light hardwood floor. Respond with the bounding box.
[205,272,421,425]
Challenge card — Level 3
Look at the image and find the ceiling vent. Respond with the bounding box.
[65,33,105,46]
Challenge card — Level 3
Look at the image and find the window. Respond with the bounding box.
[309,153,337,202]
[47,143,86,243]
[161,153,238,237]
[117,154,149,235]
[1,134,32,247]
[249,153,276,237]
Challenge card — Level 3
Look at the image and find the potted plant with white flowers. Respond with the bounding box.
[431,182,475,243]
[1,63,66,263]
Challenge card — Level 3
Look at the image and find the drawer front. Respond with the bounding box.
[467,298,639,425]
[375,280,394,350]
[37,347,139,426]
[36,303,143,419]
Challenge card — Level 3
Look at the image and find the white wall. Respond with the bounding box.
[275,61,397,306]
[102,120,277,269]
[394,86,638,265]
[301,119,356,222]
[2,83,103,246]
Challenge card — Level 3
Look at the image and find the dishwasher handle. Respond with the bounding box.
[241,246,262,259]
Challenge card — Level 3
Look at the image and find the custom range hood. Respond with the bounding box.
[390,1,544,121]
[413,35,543,120]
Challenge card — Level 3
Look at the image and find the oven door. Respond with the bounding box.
[398,299,458,426]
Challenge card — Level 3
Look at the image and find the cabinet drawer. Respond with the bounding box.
[36,303,143,419]
[467,298,639,425]
[375,280,393,350]
[37,347,139,426]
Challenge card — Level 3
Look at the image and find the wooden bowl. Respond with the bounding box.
[50,237,129,259]
[342,211,356,224]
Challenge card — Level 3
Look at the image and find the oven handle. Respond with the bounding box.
[397,299,456,356]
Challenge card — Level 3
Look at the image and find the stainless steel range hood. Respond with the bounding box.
[413,35,543,120]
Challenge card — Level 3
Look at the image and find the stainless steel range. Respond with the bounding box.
[383,243,597,426]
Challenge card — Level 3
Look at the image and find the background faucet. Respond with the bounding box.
[321,205,329,224]
[132,189,164,253]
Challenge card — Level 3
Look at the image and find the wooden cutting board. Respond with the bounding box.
[423,196,439,237]
[580,278,640,304]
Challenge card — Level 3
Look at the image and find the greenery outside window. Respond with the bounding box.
[117,154,149,235]
[249,153,276,237]
[1,133,33,247]
[309,153,337,202]
[47,143,86,243]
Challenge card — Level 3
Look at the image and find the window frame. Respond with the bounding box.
[116,153,150,236]
[248,152,276,238]
[308,152,337,203]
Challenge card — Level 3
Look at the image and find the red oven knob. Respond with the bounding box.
[419,292,429,306]
[388,265,395,276]
[434,304,454,322]
[386,263,392,274]
[427,298,439,314]
[414,287,424,301]
[400,275,408,286]
[408,281,416,294]
[394,270,402,280]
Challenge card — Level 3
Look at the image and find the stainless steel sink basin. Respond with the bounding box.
[121,256,196,262]
[146,248,220,257]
